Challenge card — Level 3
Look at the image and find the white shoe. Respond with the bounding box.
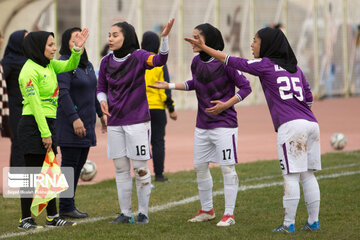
[216,215,235,227]
[188,209,215,222]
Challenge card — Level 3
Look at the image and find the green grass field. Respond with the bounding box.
[1,151,359,240]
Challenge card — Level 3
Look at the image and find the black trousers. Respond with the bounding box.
[59,146,89,213]
[150,109,167,176]
[20,154,57,219]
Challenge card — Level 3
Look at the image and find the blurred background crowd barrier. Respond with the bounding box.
[1,0,359,109]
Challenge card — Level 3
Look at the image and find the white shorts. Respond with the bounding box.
[193,127,238,165]
[107,122,151,160]
[277,119,321,175]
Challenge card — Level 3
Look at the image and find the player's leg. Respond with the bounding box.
[213,127,238,227]
[107,126,134,224]
[273,120,307,233]
[132,159,151,224]
[125,122,152,225]
[301,121,321,231]
[300,170,321,231]
[188,128,215,222]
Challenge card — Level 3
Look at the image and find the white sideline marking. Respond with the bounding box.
[1,170,359,239]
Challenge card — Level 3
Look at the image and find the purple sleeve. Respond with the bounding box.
[184,80,195,90]
[151,52,168,67]
[97,57,108,95]
[226,67,252,101]
[226,56,264,77]
[300,69,313,104]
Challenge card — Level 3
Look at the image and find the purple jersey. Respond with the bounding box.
[97,50,168,126]
[185,56,251,129]
[226,56,317,132]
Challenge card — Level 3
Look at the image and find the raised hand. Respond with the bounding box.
[184,35,205,49]
[148,81,169,89]
[161,18,175,37]
[74,28,89,49]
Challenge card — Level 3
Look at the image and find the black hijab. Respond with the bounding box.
[112,22,140,58]
[141,31,160,54]
[59,27,88,67]
[195,23,224,62]
[257,27,298,73]
[22,31,54,68]
[1,30,28,66]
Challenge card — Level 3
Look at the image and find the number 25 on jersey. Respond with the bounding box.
[277,76,304,101]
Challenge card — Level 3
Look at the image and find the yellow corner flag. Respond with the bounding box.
[30,150,68,216]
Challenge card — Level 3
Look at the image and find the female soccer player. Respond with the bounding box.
[185,27,321,233]
[97,18,174,225]
[149,23,251,227]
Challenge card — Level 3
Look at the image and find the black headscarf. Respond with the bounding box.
[112,22,140,58]
[22,31,54,68]
[59,27,88,67]
[195,23,224,62]
[257,27,298,73]
[1,30,28,66]
[141,31,160,54]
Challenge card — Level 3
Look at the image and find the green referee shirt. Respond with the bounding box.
[19,49,81,138]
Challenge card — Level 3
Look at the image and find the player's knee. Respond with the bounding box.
[113,157,130,173]
[221,165,238,185]
[283,173,300,200]
[300,170,315,183]
[132,160,151,186]
[301,171,320,203]
[194,163,210,180]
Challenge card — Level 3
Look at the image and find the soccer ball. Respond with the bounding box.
[330,133,347,150]
[80,160,97,181]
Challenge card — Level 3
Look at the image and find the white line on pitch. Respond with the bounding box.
[1,170,359,239]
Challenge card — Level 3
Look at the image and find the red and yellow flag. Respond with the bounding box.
[30,150,68,216]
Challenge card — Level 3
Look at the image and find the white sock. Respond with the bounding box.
[198,178,213,211]
[221,165,239,215]
[115,171,133,216]
[283,173,300,226]
[133,160,151,217]
[301,171,320,224]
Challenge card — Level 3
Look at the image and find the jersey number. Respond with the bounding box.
[136,145,146,156]
[222,149,232,160]
[277,77,304,101]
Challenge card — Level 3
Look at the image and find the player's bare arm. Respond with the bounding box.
[184,36,227,63]
[148,81,186,90]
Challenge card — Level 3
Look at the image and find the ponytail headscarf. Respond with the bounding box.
[257,27,298,73]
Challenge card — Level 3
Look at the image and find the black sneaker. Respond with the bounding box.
[109,213,135,224]
[136,213,149,225]
[18,217,43,229]
[155,175,168,182]
[60,209,88,219]
[45,216,77,227]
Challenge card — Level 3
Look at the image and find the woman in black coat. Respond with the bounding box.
[56,27,106,218]
[1,30,28,167]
